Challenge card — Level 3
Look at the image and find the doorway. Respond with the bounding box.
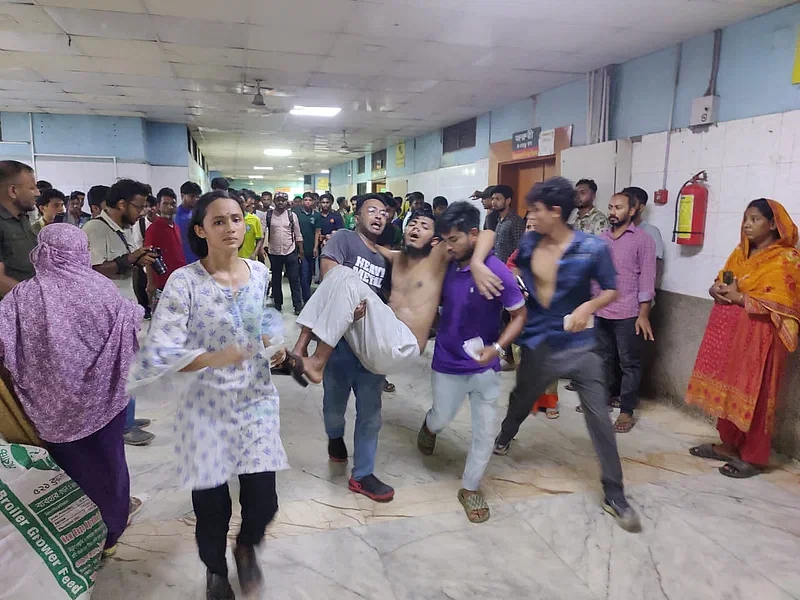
[497,156,557,217]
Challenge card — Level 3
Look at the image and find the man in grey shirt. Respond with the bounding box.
[315,194,396,503]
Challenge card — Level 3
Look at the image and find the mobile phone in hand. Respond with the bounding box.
[722,271,734,285]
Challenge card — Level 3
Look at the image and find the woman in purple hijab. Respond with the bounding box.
[0,223,143,554]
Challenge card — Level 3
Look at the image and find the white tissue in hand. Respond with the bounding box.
[462,337,484,361]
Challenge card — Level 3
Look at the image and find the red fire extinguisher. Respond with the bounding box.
[672,170,709,246]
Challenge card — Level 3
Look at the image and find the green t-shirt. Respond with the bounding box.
[343,212,356,231]
[294,208,321,256]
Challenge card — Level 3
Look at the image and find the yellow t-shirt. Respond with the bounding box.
[238,213,263,258]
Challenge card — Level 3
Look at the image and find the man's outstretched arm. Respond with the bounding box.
[469,230,504,299]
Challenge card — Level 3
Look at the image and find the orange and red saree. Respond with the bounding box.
[686,200,800,464]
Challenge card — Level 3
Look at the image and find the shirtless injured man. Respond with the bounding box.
[289,206,499,384]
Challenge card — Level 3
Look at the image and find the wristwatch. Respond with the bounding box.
[492,342,506,359]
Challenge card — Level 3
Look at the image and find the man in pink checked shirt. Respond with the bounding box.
[596,191,657,434]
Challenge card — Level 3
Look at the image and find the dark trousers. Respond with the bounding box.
[192,471,278,577]
[497,343,625,502]
[299,253,316,303]
[596,317,642,415]
[268,251,303,311]
[131,266,149,316]
[46,409,130,549]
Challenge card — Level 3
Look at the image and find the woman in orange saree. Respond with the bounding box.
[686,199,800,478]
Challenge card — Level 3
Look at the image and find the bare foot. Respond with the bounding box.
[300,355,324,384]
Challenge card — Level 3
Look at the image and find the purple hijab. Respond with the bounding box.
[0,224,143,443]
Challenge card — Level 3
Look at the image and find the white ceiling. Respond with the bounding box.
[0,0,792,180]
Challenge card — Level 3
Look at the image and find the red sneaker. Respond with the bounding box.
[348,474,394,502]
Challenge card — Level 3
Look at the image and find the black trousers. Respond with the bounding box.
[497,343,625,502]
[191,471,278,576]
[596,317,643,416]
[268,251,303,311]
[131,266,149,315]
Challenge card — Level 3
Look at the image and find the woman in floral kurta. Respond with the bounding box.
[128,191,288,600]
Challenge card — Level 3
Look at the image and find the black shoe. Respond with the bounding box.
[294,307,302,316]
[233,544,262,595]
[348,474,395,502]
[493,434,511,456]
[206,571,235,600]
[328,437,348,463]
[603,496,642,532]
[123,427,155,446]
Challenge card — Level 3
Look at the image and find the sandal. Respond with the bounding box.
[610,397,621,409]
[614,413,635,433]
[417,421,436,455]
[384,380,396,393]
[127,496,142,526]
[270,351,309,387]
[689,444,730,461]
[545,408,560,419]
[458,489,490,524]
[719,458,763,479]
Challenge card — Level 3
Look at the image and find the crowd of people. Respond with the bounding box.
[0,157,797,599]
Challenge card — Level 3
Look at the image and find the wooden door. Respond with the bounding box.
[499,159,554,217]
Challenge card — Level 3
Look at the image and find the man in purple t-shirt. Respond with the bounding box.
[416,202,526,524]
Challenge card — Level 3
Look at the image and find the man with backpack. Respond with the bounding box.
[266,192,304,315]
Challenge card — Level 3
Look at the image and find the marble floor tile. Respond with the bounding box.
[85,311,800,599]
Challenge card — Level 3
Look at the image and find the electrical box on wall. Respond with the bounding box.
[690,95,720,126]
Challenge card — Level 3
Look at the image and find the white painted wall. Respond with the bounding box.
[630,109,800,299]
[149,166,191,197]
[393,159,489,205]
[34,158,191,211]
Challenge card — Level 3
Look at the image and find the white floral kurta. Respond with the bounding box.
[127,259,289,490]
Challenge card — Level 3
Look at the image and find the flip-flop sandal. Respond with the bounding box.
[458,489,490,524]
[719,458,763,479]
[546,409,560,419]
[272,351,309,387]
[614,414,635,433]
[384,381,396,393]
[127,496,143,526]
[610,398,621,409]
[689,444,730,461]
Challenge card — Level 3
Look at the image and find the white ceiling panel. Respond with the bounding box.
[0,0,789,174]
[44,8,157,40]
[37,0,144,13]
[246,51,324,73]
[152,16,246,47]
[0,31,80,54]
[162,44,246,67]
[0,4,63,33]
[246,26,335,55]
[344,2,451,39]
[248,0,359,33]
[171,64,243,82]
[144,0,251,24]
[91,58,174,77]
[74,37,164,61]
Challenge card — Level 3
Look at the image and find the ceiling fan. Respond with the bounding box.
[336,129,370,155]
[243,79,290,115]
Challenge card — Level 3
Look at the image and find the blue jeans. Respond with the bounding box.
[299,254,315,303]
[322,339,385,480]
[124,398,136,433]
